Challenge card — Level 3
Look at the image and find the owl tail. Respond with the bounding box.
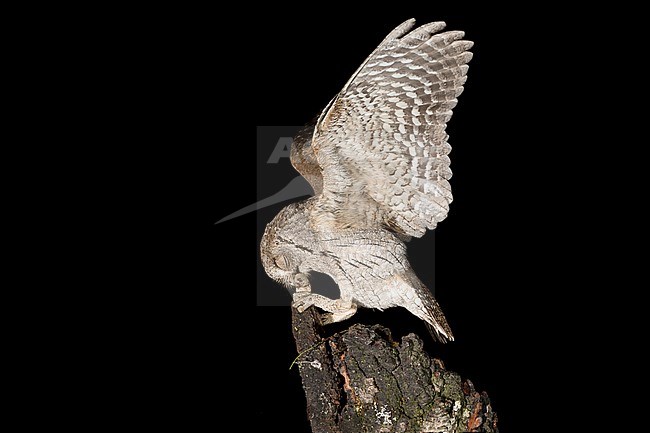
[425,317,454,343]
[407,276,454,343]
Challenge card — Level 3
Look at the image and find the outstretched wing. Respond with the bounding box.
[311,19,473,237]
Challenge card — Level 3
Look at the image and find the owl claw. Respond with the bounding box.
[292,293,334,313]
[321,303,358,324]
[320,313,335,324]
[292,294,358,323]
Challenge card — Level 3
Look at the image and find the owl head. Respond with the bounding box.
[260,201,315,291]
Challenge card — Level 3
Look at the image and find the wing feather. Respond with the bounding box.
[311,19,473,237]
[290,120,322,195]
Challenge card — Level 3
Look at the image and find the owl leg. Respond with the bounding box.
[292,293,336,313]
[320,299,357,325]
[293,293,358,324]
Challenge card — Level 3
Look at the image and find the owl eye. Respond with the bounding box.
[274,255,290,270]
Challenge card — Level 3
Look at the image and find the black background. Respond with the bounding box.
[212,12,554,432]
[127,5,625,432]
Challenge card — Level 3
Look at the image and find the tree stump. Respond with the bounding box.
[291,307,498,433]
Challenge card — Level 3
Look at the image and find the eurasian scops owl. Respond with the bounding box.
[261,19,473,342]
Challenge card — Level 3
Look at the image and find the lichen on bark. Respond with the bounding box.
[292,307,498,433]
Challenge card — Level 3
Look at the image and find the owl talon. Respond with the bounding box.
[320,302,357,324]
[320,313,334,325]
[292,293,337,314]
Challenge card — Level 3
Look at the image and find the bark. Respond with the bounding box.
[291,307,498,433]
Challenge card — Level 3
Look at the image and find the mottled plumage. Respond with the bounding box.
[261,19,473,342]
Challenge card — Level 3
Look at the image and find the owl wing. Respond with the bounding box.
[289,119,323,195]
[311,19,473,237]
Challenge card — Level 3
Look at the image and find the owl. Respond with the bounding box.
[260,19,473,342]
